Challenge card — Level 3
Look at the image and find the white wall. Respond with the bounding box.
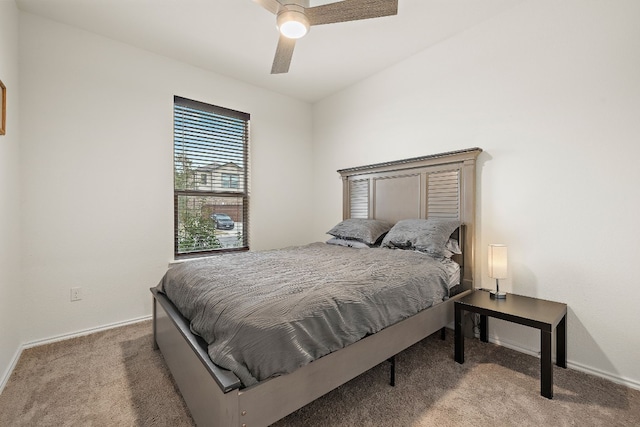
[18,13,314,343]
[0,0,22,391]
[312,0,640,388]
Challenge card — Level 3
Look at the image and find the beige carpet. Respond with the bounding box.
[1,320,639,426]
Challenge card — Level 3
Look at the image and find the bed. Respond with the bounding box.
[151,147,482,427]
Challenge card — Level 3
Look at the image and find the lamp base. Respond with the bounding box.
[490,290,507,299]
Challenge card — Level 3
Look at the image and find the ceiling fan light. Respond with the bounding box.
[277,10,310,39]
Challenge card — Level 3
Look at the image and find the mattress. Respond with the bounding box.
[156,242,455,387]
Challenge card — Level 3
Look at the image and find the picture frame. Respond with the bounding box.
[0,79,6,135]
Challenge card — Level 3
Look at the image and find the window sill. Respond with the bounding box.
[169,247,249,267]
[168,256,211,267]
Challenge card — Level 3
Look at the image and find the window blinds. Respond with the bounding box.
[173,96,250,257]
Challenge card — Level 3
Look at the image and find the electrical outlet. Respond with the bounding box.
[70,287,82,302]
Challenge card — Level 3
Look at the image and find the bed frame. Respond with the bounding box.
[151,147,482,427]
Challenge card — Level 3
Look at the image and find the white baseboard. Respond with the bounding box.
[567,360,640,392]
[22,315,152,349]
[486,334,640,392]
[0,346,24,395]
[0,315,152,395]
[488,335,540,358]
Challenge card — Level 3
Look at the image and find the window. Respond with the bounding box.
[174,96,250,257]
[222,173,239,189]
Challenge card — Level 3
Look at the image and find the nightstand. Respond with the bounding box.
[454,290,567,399]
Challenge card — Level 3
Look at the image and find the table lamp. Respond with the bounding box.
[488,244,508,299]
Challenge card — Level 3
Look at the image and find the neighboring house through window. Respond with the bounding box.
[173,96,250,257]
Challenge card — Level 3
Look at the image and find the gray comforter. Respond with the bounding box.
[156,242,450,387]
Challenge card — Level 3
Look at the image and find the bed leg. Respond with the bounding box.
[388,355,396,387]
[440,327,446,340]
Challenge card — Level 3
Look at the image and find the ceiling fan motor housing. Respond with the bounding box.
[277,4,310,39]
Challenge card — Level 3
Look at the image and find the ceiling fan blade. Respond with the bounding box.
[307,0,398,26]
[271,35,296,74]
[254,0,282,15]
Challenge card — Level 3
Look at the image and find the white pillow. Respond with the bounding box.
[444,238,462,258]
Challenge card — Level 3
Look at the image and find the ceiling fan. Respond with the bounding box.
[254,0,399,74]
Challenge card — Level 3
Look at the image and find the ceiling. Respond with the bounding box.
[16,0,522,103]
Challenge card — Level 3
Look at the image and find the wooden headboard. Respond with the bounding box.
[337,148,482,289]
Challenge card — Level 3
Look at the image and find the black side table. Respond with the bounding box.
[454,290,567,399]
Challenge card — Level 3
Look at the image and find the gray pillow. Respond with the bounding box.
[326,238,373,249]
[326,219,393,245]
[381,219,460,257]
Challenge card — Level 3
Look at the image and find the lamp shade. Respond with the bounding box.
[488,244,508,279]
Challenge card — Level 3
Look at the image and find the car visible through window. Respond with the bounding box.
[211,214,235,230]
